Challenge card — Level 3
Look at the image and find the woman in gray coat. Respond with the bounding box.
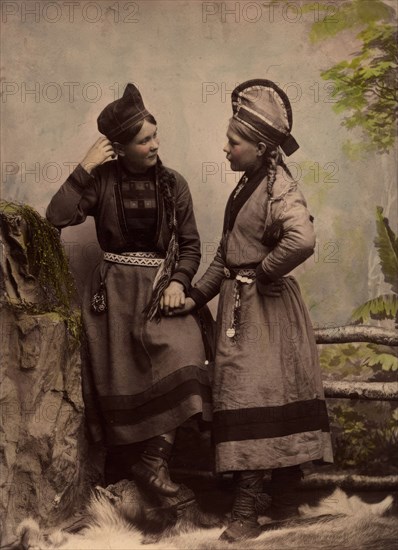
[173,79,333,541]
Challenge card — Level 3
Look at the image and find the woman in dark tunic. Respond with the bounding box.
[46,83,212,496]
[173,79,333,540]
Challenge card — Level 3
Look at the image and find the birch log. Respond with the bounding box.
[324,381,398,400]
[314,326,398,346]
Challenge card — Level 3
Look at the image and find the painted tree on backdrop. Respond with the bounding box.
[307,0,397,157]
[301,0,398,471]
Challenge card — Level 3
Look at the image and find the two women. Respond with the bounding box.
[47,79,333,541]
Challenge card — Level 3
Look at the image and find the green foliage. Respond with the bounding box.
[320,205,398,470]
[329,401,398,472]
[320,342,398,376]
[320,343,371,378]
[306,0,397,154]
[0,201,81,343]
[351,293,398,323]
[365,347,398,371]
[374,207,398,293]
[302,2,398,471]
[321,22,397,153]
[305,0,394,42]
[350,207,398,326]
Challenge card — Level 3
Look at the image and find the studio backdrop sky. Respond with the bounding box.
[1,0,397,326]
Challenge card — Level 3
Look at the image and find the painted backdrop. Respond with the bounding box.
[2,0,397,329]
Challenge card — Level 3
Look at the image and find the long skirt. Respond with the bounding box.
[213,275,333,472]
[81,260,212,446]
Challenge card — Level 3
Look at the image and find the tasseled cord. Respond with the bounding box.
[143,159,179,321]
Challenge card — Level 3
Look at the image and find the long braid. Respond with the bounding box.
[280,157,293,179]
[266,147,279,197]
[263,148,285,248]
[143,158,179,321]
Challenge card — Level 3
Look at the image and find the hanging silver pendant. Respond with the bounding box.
[91,283,107,314]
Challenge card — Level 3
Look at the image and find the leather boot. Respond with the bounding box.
[130,435,180,497]
[267,465,303,520]
[219,470,265,542]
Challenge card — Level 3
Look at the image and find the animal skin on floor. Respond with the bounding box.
[7,481,398,550]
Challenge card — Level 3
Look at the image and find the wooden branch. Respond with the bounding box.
[172,469,398,490]
[324,381,398,400]
[314,325,398,346]
[301,473,398,491]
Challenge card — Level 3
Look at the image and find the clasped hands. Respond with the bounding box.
[160,281,194,316]
[161,277,284,318]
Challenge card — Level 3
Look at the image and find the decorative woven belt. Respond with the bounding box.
[223,266,256,283]
[104,251,165,267]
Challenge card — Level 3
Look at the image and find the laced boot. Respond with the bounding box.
[219,470,265,542]
[267,465,303,520]
[130,435,180,497]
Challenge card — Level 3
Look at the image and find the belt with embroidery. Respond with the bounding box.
[91,252,165,315]
[223,266,256,283]
[104,251,165,267]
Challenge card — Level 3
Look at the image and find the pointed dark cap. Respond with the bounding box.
[231,79,299,156]
[97,83,151,141]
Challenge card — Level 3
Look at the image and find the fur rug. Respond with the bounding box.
[6,481,398,550]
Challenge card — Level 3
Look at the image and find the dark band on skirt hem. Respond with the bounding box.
[98,365,210,410]
[86,381,211,426]
[106,399,213,445]
[213,399,330,444]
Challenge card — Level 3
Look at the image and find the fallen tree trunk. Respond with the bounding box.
[172,469,398,490]
[301,473,398,491]
[314,325,398,346]
[323,381,398,400]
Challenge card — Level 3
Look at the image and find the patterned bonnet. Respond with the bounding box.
[231,79,299,156]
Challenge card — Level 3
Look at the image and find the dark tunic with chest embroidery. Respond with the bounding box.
[46,160,212,445]
[118,166,157,250]
[190,166,333,472]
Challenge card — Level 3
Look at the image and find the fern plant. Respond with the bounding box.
[352,207,398,326]
[321,207,398,377]
[349,206,398,373]
[320,207,398,470]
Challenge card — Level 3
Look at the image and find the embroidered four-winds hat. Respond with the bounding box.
[97,83,151,141]
[231,79,299,156]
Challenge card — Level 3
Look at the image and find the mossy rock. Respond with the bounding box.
[0,201,81,342]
